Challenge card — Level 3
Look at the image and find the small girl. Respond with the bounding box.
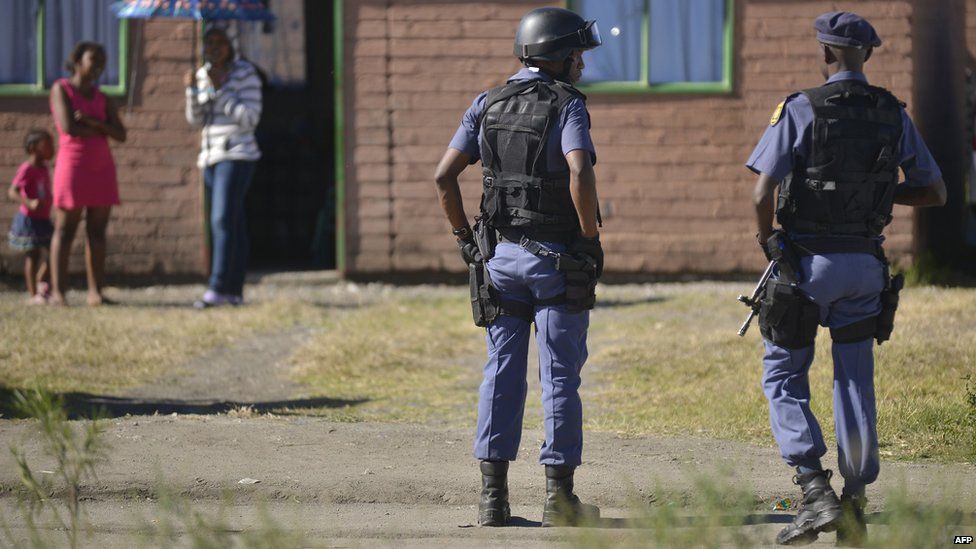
[6,129,55,304]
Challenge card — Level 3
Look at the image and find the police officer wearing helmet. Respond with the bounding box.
[433,7,603,528]
[746,12,946,546]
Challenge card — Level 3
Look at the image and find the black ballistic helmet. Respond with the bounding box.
[514,7,602,63]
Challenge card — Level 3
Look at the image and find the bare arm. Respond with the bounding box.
[893,179,946,207]
[566,149,599,239]
[98,96,127,142]
[50,83,100,138]
[433,148,473,230]
[753,172,778,242]
[7,183,37,210]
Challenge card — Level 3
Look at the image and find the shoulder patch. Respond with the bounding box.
[769,101,785,126]
[769,93,801,126]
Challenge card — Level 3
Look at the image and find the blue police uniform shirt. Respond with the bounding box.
[448,67,597,167]
[746,71,942,187]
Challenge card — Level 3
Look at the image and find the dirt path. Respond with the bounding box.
[125,327,311,403]
[1,416,974,547]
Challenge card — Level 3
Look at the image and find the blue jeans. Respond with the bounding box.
[204,160,255,295]
[474,242,590,466]
[762,252,886,492]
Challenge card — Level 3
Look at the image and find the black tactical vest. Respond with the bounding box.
[478,79,585,242]
[776,80,904,237]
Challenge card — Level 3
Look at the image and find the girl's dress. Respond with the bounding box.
[50,79,119,209]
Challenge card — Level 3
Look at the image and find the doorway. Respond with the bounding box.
[241,0,336,270]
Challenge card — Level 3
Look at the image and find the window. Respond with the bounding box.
[0,0,128,96]
[570,0,733,93]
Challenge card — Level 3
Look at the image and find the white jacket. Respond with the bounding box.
[185,59,262,168]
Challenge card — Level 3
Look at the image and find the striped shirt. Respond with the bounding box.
[185,59,262,168]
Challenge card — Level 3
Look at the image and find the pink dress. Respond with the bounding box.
[51,79,119,209]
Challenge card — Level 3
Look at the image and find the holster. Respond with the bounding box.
[766,231,802,284]
[469,262,499,328]
[556,253,597,313]
[473,218,497,262]
[875,272,904,344]
[758,280,821,349]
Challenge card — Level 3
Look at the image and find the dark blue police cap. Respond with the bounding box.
[814,11,882,49]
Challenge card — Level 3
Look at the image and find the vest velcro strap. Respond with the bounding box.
[806,167,894,183]
[483,170,568,189]
[803,173,893,191]
[505,207,573,226]
[813,106,901,126]
[791,237,884,258]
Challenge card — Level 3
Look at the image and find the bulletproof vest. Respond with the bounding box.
[478,79,585,241]
[776,80,904,237]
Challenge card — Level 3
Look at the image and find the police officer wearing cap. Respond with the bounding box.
[434,7,603,528]
[746,11,946,546]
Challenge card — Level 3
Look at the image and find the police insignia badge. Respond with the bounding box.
[770,101,785,126]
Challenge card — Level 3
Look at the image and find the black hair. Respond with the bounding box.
[203,26,236,60]
[64,41,106,74]
[24,128,51,154]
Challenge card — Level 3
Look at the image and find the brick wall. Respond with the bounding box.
[341,0,921,275]
[0,19,202,277]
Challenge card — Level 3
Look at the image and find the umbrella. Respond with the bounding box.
[111,0,275,108]
[111,0,275,21]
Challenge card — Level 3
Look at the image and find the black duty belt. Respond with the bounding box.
[496,228,573,246]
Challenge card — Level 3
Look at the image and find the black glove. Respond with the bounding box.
[570,234,603,279]
[457,234,483,267]
[758,229,785,262]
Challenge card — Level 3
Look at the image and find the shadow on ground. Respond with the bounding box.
[594,295,668,309]
[0,387,367,420]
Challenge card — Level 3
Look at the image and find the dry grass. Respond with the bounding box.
[290,283,976,462]
[585,284,976,462]
[289,296,484,423]
[0,294,326,395]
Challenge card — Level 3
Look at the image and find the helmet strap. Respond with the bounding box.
[555,57,574,83]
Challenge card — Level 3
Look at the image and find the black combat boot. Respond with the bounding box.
[775,469,842,545]
[836,494,867,547]
[541,465,600,527]
[478,461,510,526]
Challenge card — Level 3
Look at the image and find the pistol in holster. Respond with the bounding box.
[875,272,904,345]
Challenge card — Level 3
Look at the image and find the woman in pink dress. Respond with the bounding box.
[49,42,127,306]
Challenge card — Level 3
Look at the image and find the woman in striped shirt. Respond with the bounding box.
[185,27,262,308]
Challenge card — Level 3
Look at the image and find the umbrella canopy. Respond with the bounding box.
[111,0,275,21]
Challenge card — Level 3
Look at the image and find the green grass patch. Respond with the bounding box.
[0,296,326,395]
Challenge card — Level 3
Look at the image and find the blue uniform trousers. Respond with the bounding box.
[762,252,886,494]
[474,242,589,467]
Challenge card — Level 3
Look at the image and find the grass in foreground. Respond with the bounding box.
[290,284,976,462]
[0,294,326,396]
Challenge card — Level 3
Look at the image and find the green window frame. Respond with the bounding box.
[566,0,734,94]
[0,0,129,97]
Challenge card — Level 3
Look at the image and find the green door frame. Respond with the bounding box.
[333,0,346,274]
